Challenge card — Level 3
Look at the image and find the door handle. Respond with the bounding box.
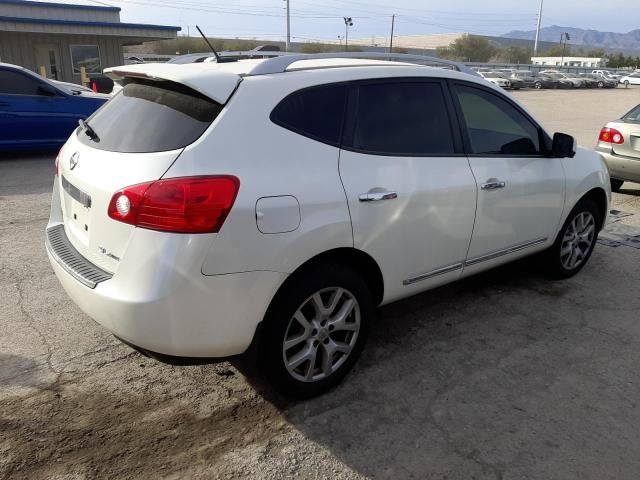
[359,191,398,202]
[481,180,506,191]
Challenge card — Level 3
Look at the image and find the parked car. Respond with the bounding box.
[0,63,108,152]
[506,70,537,88]
[534,73,570,89]
[46,54,610,398]
[576,74,599,88]
[619,73,640,86]
[489,71,525,89]
[592,69,621,80]
[477,71,511,89]
[584,73,618,88]
[596,103,640,191]
[530,73,560,89]
[544,72,585,88]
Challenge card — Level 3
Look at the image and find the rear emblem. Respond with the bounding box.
[70,152,80,170]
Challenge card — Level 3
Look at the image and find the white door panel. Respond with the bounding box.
[466,156,565,260]
[339,151,477,302]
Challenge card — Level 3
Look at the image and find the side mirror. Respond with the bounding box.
[551,132,576,158]
[37,84,58,96]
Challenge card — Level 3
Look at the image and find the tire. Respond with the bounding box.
[598,81,604,88]
[259,264,373,398]
[535,81,542,89]
[542,199,601,279]
[610,178,624,192]
[625,80,630,87]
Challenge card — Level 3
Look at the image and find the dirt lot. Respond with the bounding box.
[1,87,640,480]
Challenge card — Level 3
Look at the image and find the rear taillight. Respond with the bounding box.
[108,176,240,234]
[598,127,624,145]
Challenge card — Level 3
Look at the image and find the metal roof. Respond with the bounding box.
[0,14,181,31]
[0,0,120,11]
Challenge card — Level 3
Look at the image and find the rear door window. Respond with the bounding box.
[343,81,456,156]
[78,79,222,153]
[270,84,348,146]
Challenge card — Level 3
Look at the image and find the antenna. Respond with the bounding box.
[195,25,221,62]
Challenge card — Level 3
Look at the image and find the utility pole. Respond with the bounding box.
[533,0,543,55]
[389,14,395,53]
[285,0,290,52]
[343,17,353,51]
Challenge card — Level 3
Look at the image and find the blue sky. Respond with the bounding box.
[104,0,639,41]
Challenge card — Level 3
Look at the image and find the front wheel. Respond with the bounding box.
[535,81,543,89]
[542,200,600,279]
[610,178,624,192]
[598,81,604,88]
[259,264,373,398]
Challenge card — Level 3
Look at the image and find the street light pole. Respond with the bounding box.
[533,0,543,55]
[560,32,570,68]
[343,17,353,51]
[389,14,395,53]
[285,0,290,52]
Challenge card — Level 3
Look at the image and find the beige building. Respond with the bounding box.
[0,0,179,82]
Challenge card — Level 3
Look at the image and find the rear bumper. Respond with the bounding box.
[47,225,287,358]
[596,147,640,182]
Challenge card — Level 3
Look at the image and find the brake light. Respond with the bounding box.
[598,127,624,145]
[108,176,240,233]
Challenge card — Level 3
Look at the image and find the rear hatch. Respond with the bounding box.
[57,69,240,273]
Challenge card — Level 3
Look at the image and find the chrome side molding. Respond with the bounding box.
[403,237,548,286]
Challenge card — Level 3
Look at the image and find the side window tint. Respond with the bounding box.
[456,85,541,155]
[0,69,43,96]
[271,85,347,146]
[347,82,455,156]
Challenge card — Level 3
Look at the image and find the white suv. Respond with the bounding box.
[47,53,610,397]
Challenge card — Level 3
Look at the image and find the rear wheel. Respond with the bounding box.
[610,178,624,192]
[260,264,373,398]
[542,199,600,279]
[598,81,604,88]
[625,80,630,87]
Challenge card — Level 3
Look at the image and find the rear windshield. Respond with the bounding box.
[77,79,222,153]
[622,105,640,123]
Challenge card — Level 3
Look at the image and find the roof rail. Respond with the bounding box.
[245,52,480,77]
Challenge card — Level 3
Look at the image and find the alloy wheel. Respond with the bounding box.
[560,211,596,270]
[282,287,360,382]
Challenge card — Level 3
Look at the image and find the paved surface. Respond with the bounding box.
[1,89,640,480]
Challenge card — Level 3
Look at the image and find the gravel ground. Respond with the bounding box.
[1,87,640,480]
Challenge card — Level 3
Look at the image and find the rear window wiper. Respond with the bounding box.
[79,118,100,142]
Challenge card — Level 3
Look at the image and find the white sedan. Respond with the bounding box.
[620,73,640,86]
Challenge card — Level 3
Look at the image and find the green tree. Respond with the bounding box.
[436,34,496,62]
[493,46,532,64]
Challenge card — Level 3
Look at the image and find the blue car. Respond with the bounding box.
[0,63,108,152]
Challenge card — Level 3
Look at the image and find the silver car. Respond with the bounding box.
[596,103,640,191]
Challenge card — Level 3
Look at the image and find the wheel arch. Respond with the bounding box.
[576,187,608,231]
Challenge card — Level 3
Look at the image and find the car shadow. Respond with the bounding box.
[242,257,597,478]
